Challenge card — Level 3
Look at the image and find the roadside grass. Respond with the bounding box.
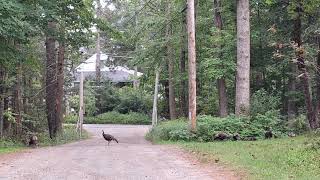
[0,124,89,154]
[152,136,320,180]
[38,124,90,146]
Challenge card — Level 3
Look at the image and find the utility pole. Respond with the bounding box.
[187,0,197,132]
[78,72,84,138]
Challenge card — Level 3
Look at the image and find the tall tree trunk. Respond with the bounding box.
[187,0,197,131]
[214,0,228,117]
[316,36,320,118]
[293,2,317,129]
[45,21,57,139]
[95,0,102,114]
[56,41,65,133]
[166,0,177,120]
[180,12,187,117]
[0,67,4,137]
[14,62,23,136]
[287,64,297,119]
[235,0,250,116]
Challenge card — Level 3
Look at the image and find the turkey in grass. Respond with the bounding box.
[102,130,119,146]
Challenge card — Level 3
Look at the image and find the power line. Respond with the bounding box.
[121,0,153,27]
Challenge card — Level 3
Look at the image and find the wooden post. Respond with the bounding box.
[133,66,139,89]
[78,71,84,137]
[187,0,197,132]
[152,70,160,127]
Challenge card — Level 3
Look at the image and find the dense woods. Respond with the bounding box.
[0,0,320,141]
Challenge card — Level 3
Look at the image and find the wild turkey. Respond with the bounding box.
[265,129,273,139]
[102,130,119,146]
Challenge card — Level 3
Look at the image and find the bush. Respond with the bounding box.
[64,114,78,124]
[147,112,287,142]
[146,119,190,141]
[287,115,309,134]
[114,87,152,114]
[85,111,151,125]
[251,89,280,117]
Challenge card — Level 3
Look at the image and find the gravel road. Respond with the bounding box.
[0,124,238,180]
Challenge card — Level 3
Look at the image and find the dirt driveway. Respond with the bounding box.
[0,124,238,180]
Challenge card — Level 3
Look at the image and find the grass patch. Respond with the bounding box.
[151,136,320,180]
[37,124,89,146]
[147,119,320,179]
[0,124,89,154]
[65,111,151,125]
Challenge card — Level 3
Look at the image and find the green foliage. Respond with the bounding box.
[146,119,188,142]
[287,115,309,134]
[148,113,286,142]
[37,125,89,146]
[64,114,78,124]
[0,125,88,154]
[114,87,152,114]
[65,111,151,125]
[250,89,280,117]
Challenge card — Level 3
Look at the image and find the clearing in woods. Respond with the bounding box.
[0,124,239,180]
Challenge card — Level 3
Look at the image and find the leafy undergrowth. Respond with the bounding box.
[146,113,291,142]
[0,125,89,154]
[65,111,151,125]
[154,136,320,180]
[0,140,24,154]
[38,124,89,146]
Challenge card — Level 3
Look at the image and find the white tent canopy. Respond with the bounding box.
[74,53,142,83]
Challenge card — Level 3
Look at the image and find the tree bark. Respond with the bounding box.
[14,62,23,136]
[56,41,65,133]
[316,36,320,119]
[45,21,57,139]
[166,0,177,120]
[180,12,187,117]
[287,64,297,119]
[235,0,250,116]
[187,0,197,131]
[292,2,317,129]
[214,0,228,117]
[0,67,4,137]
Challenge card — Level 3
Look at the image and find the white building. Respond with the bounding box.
[74,53,142,84]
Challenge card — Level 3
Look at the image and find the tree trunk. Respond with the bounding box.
[235,0,250,116]
[287,64,297,119]
[180,12,187,117]
[14,62,23,136]
[316,36,320,119]
[166,0,177,120]
[45,21,57,139]
[152,70,160,127]
[293,2,317,129]
[56,41,65,133]
[0,67,4,137]
[187,0,197,131]
[214,0,228,117]
[95,0,102,114]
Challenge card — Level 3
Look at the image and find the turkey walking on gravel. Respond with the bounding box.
[102,130,119,146]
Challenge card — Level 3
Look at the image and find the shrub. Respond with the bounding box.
[146,119,189,141]
[147,112,287,142]
[250,89,280,117]
[114,87,152,114]
[287,115,309,134]
[85,111,151,125]
[64,114,78,124]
